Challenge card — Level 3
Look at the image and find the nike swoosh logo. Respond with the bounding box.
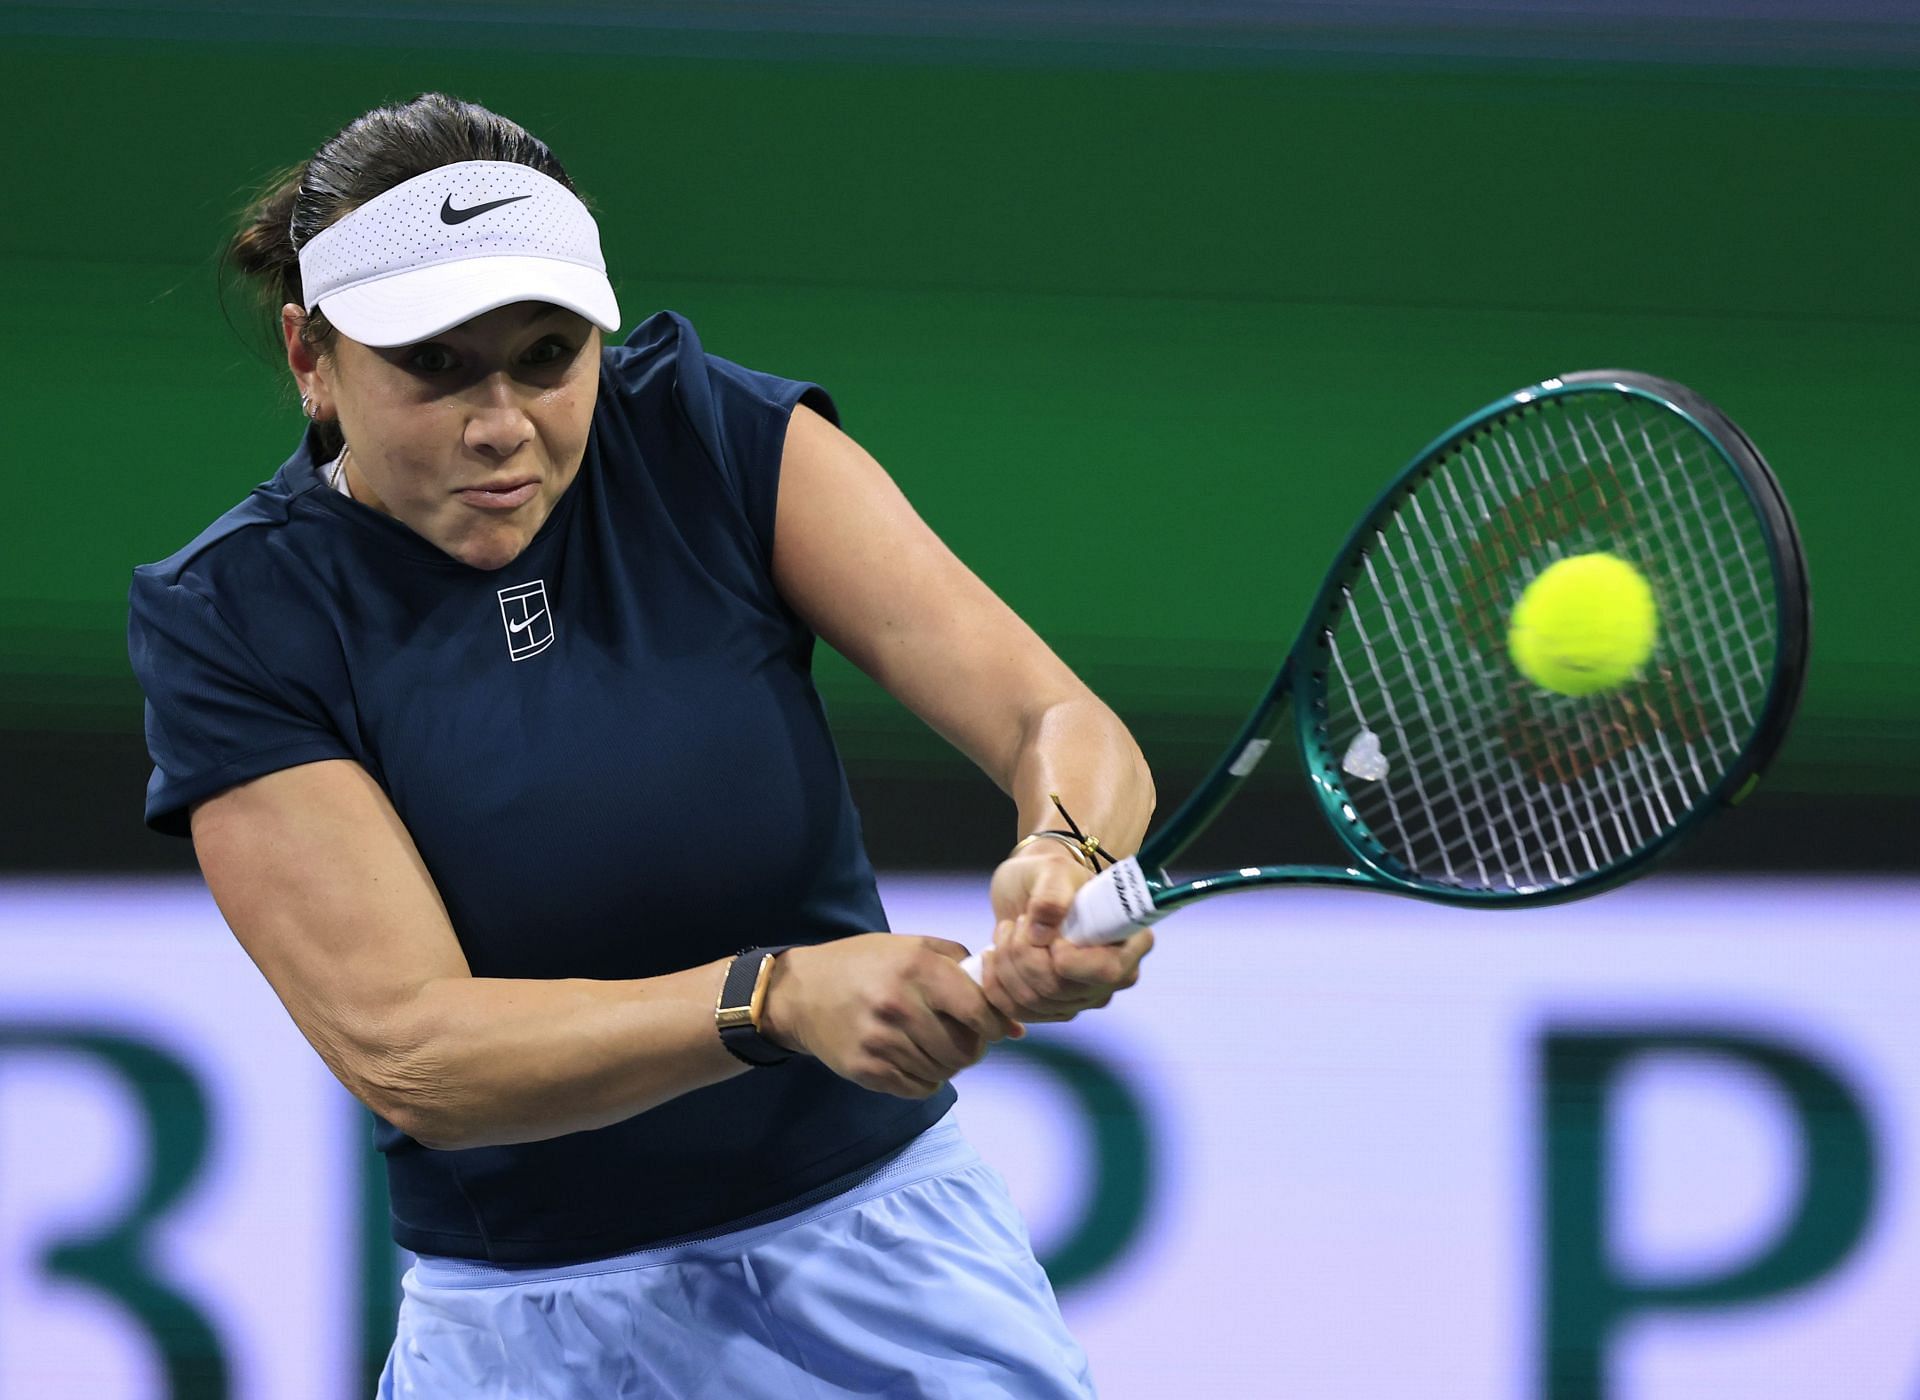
[441,194,533,225]
[508,609,546,634]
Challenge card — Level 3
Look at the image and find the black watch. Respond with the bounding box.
[715,946,796,1067]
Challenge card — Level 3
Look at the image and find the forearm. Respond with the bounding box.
[391,959,744,1150]
[1008,693,1155,856]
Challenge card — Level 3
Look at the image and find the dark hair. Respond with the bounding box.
[222,93,579,455]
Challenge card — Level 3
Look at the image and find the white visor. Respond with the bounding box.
[297,160,621,347]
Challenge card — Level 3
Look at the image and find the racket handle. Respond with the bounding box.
[958,858,1165,986]
[1061,857,1164,945]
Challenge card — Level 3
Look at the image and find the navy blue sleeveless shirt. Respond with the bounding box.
[128,311,954,1264]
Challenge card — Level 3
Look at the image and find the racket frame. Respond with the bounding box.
[1139,369,1811,914]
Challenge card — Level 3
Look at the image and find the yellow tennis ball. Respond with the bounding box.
[1508,553,1658,696]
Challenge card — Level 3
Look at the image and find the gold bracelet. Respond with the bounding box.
[1009,830,1100,872]
[1007,793,1124,874]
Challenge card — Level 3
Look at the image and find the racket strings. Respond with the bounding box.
[1320,392,1779,891]
[1376,487,1633,881]
[1344,435,1656,883]
[1351,538,1631,886]
[1443,403,1735,868]
[1420,400,1763,879]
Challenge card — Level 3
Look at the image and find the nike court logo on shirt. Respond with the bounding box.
[440,194,533,225]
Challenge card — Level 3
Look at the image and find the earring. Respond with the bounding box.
[300,394,316,420]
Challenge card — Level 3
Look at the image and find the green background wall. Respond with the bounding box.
[4,14,1915,867]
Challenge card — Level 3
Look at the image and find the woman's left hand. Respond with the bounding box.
[980,849,1153,1023]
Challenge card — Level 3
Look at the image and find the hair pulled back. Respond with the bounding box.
[223,93,578,454]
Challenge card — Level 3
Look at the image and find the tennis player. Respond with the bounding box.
[127,93,1154,1396]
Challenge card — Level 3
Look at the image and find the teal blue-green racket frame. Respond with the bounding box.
[1133,368,1811,918]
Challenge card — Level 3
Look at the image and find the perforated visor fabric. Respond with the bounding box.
[297,160,620,346]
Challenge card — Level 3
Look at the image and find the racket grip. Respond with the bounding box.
[1061,857,1164,945]
[959,858,1164,986]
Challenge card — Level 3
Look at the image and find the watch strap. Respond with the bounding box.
[716,946,795,1067]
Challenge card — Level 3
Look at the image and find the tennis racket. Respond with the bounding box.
[962,368,1809,978]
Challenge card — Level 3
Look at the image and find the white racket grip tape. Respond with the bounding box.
[1062,857,1166,945]
[958,857,1165,986]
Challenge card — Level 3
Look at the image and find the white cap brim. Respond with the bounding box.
[317,254,621,348]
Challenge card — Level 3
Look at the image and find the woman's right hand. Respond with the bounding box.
[759,934,1025,1098]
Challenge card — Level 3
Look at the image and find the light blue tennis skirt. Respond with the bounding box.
[377,1113,1095,1398]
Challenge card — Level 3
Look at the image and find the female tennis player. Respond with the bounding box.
[127,93,1153,1396]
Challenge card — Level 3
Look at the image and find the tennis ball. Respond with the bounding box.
[1507,553,1658,696]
